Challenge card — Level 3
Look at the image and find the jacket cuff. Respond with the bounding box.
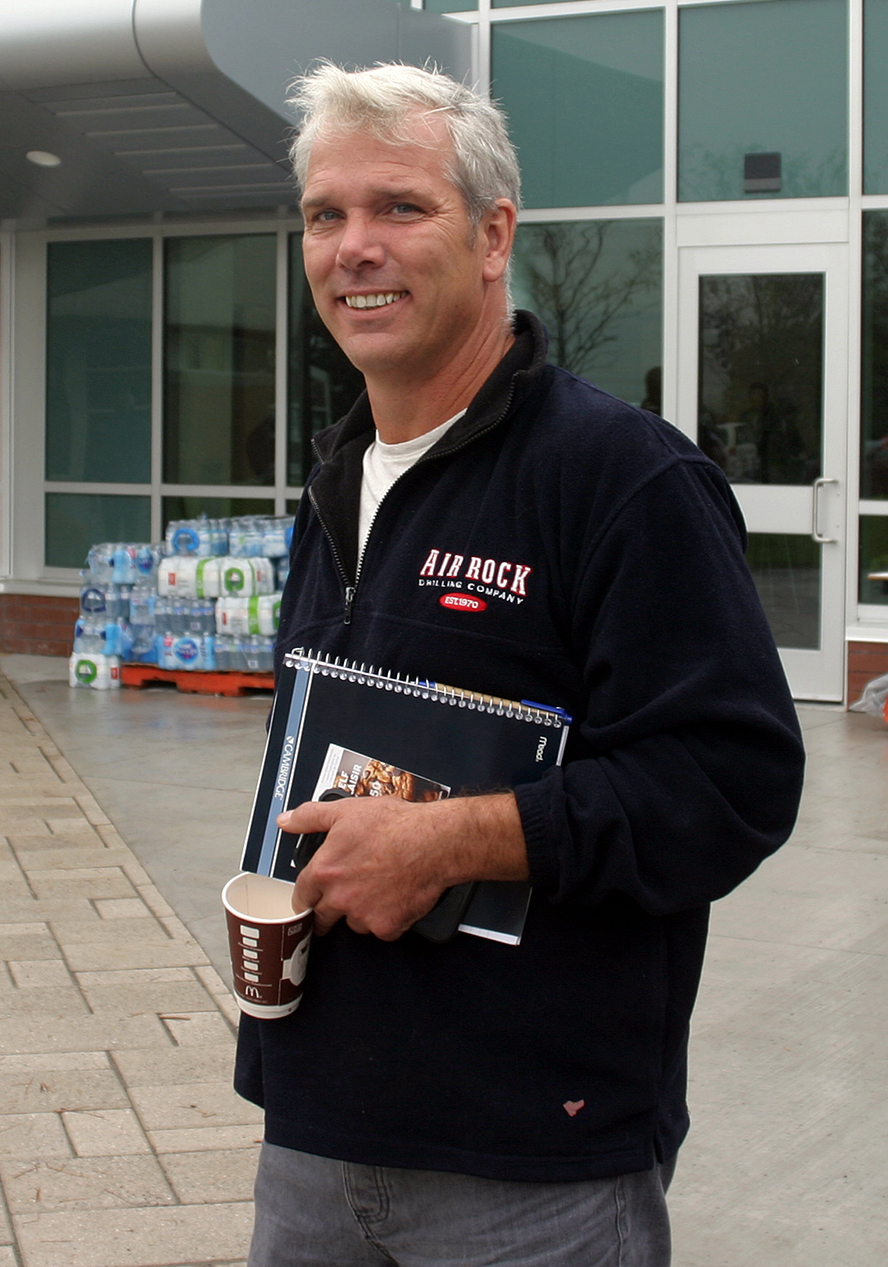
[514,777,561,892]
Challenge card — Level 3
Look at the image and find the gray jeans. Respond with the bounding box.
[247,1142,676,1267]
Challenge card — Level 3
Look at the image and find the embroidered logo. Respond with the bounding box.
[418,549,533,607]
[440,593,486,613]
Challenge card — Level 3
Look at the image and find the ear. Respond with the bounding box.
[481,199,518,283]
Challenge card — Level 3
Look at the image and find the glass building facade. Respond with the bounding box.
[2,0,885,700]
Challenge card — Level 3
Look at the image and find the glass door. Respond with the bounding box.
[677,243,847,701]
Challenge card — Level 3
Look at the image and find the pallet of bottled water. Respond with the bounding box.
[69,516,291,689]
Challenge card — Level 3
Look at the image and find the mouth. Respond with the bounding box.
[343,291,408,310]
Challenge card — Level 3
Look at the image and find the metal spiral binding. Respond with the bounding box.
[282,649,566,726]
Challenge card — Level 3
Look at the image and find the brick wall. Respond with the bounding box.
[0,594,79,657]
[848,641,888,708]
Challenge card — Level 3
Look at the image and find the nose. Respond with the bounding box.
[335,213,385,271]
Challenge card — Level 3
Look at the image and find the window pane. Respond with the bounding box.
[679,0,847,202]
[426,1,476,10]
[492,12,664,209]
[164,235,276,486]
[287,234,364,487]
[511,219,662,406]
[697,274,823,485]
[45,493,151,569]
[746,533,821,649]
[860,515,888,604]
[862,212,888,498]
[46,239,152,483]
[162,496,274,527]
[864,0,888,192]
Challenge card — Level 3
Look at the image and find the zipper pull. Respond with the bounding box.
[344,585,356,625]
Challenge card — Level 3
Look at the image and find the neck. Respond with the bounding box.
[366,315,515,444]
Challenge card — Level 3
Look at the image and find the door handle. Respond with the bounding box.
[811,477,838,544]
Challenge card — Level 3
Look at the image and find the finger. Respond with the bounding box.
[293,869,322,914]
[277,799,337,833]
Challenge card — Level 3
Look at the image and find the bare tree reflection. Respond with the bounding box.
[698,274,821,485]
[511,221,660,384]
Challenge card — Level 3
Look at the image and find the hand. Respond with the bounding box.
[279,793,527,940]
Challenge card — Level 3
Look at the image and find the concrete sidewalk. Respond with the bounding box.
[0,665,260,1267]
[1,654,888,1267]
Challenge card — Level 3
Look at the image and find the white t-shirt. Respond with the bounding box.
[358,411,466,556]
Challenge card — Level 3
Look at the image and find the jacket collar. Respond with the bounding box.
[312,309,549,465]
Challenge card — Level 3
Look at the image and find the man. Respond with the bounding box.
[236,62,805,1266]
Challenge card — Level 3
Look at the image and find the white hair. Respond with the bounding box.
[288,61,522,228]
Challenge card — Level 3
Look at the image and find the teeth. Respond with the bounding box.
[345,292,406,309]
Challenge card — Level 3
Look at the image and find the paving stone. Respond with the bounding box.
[0,1155,175,1213]
[45,819,106,839]
[129,1082,263,1131]
[0,1112,71,1159]
[110,1046,238,1087]
[71,792,111,827]
[0,1053,110,1073]
[50,917,172,946]
[0,1013,171,1054]
[13,1201,254,1267]
[78,980,219,1016]
[27,868,138,901]
[0,898,96,923]
[0,1180,12,1243]
[0,988,90,1018]
[62,1108,151,1157]
[0,928,58,961]
[159,1149,258,1204]
[62,941,210,973]
[135,886,175,920]
[147,1124,264,1155]
[214,993,242,1028]
[93,898,153,920]
[9,844,135,871]
[161,1012,233,1047]
[0,1067,128,1114]
[7,960,72,989]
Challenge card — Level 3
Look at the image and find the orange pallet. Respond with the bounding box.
[121,663,274,696]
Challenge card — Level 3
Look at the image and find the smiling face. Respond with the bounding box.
[300,113,514,406]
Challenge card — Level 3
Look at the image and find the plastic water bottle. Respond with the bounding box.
[69,653,121,690]
[85,545,115,585]
[130,624,157,663]
[153,595,173,637]
[73,619,105,654]
[130,585,155,628]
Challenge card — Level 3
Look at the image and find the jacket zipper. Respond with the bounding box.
[309,378,519,625]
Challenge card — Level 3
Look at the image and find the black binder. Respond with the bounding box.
[240,651,571,944]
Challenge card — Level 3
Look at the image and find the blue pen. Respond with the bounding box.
[521,700,573,722]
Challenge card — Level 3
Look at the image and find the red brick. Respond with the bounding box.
[847,640,888,706]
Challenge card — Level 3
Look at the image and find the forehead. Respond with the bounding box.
[302,116,458,200]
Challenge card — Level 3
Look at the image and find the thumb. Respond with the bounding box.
[277,798,337,834]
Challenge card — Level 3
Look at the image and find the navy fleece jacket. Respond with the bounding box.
[234,311,804,1181]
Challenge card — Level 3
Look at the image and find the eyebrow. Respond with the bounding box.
[301,185,430,213]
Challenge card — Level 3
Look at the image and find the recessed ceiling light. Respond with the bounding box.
[26,150,61,168]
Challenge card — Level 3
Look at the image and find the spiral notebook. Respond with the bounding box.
[240,650,571,944]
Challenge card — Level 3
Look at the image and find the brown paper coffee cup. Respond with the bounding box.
[222,873,313,1019]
